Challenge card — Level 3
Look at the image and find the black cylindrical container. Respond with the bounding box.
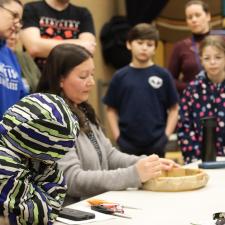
[201,116,217,162]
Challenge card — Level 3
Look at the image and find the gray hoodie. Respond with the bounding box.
[58,123,143,204]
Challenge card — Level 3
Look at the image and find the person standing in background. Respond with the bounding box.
[178,35,225,164]
[6,31,41,93]
[20,0,96,72]
[103,23,179,157]
[0,0,27,120]
[168,0,224,95]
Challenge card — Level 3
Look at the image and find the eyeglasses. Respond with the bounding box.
[0,5,23,26]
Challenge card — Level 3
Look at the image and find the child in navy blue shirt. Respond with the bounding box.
[103,23,179,157]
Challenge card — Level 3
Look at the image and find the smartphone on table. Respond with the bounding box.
[58,207,95,221]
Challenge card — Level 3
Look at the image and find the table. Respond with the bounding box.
[55,160,225,225]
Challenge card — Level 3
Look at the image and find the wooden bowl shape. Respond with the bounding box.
[142,168,209,192]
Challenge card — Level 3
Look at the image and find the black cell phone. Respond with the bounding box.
[58,208,95,221]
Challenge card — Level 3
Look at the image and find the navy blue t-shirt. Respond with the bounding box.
[103,64,179,155]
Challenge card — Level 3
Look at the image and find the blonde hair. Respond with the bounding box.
[199,35,225,56]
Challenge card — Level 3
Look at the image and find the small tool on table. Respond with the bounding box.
[87,198,141,210]
[91,205,132,219]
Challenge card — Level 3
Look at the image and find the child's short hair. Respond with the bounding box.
[126,23,159,46]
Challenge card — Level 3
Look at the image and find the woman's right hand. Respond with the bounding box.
[135,154,162,183]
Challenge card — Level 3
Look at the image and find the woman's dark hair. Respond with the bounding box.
[36,44,99,132]
[185,0,210,14]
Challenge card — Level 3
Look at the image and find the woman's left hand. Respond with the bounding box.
[159,158,180,171]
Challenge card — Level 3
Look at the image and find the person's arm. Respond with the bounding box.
[0,149,66,225]
[57,126,141,197]
[59,149,175,197]
[58,148,142,198]
[104,132,179,171]
[58,125,178,198]
[20,27,96,58]
[165,103,179,137]
[105,106,120,141]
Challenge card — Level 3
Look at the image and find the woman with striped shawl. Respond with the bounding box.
[0,93,79,225]
[36,44,178,204]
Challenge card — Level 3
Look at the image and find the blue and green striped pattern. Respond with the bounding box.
[0,93,79,163]
[0,93,79,225]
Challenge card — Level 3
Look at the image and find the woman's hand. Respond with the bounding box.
[135,154,162,183]
[159,158,180,171]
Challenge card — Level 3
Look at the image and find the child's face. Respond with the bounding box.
[127,39,156,64]
[201,46,225,81]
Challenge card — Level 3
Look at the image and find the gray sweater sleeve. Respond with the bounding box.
[57,125,143,199]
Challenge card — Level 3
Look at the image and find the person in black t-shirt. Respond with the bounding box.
[20,0,96,72]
